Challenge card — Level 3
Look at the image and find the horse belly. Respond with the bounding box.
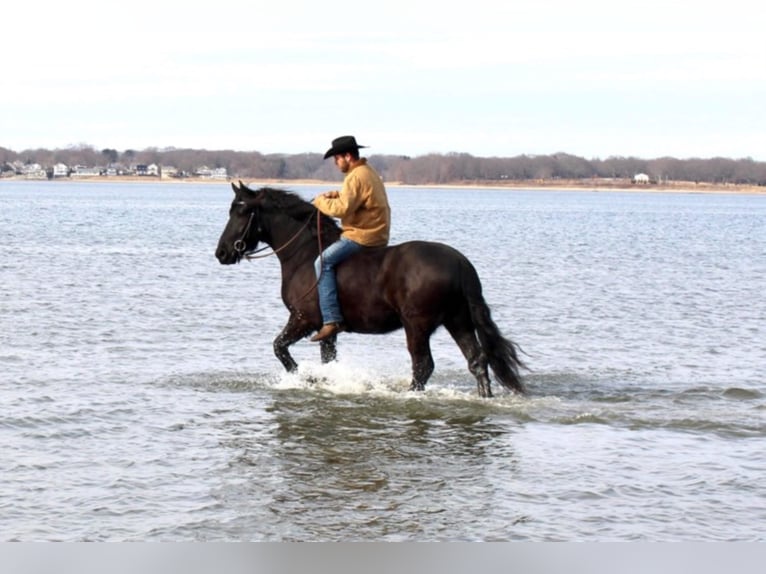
[338,286,401,333]
[336,258,402,333]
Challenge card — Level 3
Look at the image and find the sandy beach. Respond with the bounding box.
[2,175,763,194]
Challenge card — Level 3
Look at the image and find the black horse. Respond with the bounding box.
[215,182,525,397]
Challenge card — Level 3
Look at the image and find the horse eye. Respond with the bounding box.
[231,201,248,215]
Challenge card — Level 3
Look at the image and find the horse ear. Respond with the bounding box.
[234,182,265,206]
[233,180,255,194]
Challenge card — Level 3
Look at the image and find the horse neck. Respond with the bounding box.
[267,212,320,269]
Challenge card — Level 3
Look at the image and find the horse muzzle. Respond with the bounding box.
[215,245,241,265]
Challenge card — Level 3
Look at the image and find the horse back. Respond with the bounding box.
[336,240,474,333]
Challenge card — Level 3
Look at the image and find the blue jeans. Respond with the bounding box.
[314,237,363,324]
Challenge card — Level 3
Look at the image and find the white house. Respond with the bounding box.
[633,173,650,184]
[22,163,47,179]
[210,167,228,179]
[71,165,101,177]
[52,163,68,178]
[194,166,228,179]
[159,165,178,179]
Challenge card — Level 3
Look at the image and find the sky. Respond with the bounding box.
[2,0,764,160]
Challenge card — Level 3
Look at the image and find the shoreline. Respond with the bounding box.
[1,175,763,195]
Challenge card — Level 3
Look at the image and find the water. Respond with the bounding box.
[1,181,764,541]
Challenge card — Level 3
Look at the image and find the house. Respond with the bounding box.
[159,165,178,179]
[71,165,101,177]
[52,163,69,178]
[21,163,47,179]
[135,163,159,176]
[195,166,228,179]
[633,173,650,184]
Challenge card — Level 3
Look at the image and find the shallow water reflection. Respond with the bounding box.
[207,390,519,540]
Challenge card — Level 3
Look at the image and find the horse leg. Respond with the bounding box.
[404,324,435,391]
[445,318,493,398]
[319,336,337,364]
[273,314,312,373]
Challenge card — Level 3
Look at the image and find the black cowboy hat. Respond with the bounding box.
[323,135,367,159]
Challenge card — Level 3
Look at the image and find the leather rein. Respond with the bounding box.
[233,205,325,300]
[232,208,320,261]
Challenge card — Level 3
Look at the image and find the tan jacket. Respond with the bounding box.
[313,160,391,247]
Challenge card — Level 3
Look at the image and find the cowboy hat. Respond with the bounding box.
[323,135,367,159]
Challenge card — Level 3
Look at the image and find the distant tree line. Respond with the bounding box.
[2,144,765,185]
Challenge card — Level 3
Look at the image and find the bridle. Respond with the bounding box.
[231,203,323,264]
[232,210,257,256]
[231,204,326,301]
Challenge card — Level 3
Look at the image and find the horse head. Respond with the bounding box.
[215,181,267,264]
[216,182,341,265]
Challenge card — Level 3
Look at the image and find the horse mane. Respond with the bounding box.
[257,186,341,243]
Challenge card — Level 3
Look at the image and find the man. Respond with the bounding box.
[310,135,391,342]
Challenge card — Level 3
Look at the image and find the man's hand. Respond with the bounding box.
[321,191,339,199]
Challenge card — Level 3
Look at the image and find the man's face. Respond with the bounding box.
[334,154,351,173]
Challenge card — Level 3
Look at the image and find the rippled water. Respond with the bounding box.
[1,181,764,541]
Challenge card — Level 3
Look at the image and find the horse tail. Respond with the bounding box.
[463,265,527,394]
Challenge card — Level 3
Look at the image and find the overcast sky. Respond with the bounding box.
[2,0,764,159]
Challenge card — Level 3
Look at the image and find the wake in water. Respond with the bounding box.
[273,364,532,419]
[163,357,765,440]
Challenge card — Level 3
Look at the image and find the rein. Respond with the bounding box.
[237,208,326,302]
[236,211,314,261]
